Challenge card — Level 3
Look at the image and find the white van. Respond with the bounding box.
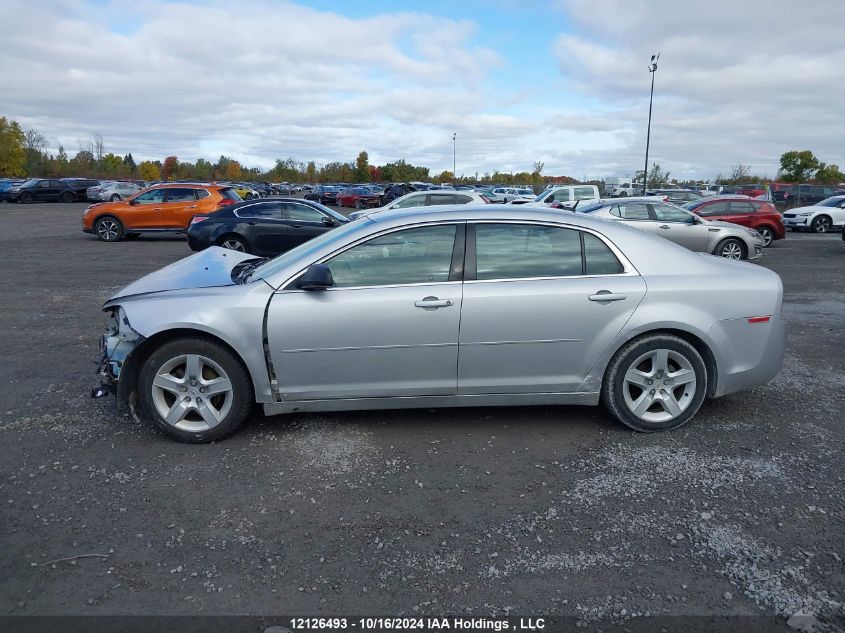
[528,184,600,206]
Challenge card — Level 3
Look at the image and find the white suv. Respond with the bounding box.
[782,195,845,233]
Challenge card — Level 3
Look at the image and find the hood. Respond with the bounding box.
[108,246,256,301]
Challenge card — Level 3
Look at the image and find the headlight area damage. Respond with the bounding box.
[92,306,144,399]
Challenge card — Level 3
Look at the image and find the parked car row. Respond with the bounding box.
[0,177,100,203]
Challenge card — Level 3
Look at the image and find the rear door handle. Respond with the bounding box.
[658,224,670,229]
[415,297,454,309]
[589,291,627,302]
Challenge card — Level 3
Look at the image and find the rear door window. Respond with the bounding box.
[728,201,755,214]
[474,223,582,280]
[651,204,693,222]
[164,188,198,202]
[245,202,283,219]
[429,194,455,205]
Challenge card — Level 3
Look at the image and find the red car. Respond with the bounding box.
[684,196,785,247]
[737,184,766,197]
[336,186,381,209]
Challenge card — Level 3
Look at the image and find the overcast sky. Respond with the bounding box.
[2,0,843,180]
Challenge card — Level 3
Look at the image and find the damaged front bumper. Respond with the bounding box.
[92,306,143,398]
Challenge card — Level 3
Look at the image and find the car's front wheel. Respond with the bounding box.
[94,216,124,242]
[19,192,33,204]
[714,237,746,260]
[138,337,253,443]
[602,334,707,432]
[810,215,832,233]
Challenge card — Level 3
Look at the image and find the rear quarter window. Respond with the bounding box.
[583,233,624,275]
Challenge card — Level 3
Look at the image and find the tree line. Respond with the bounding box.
[1,116,841,187]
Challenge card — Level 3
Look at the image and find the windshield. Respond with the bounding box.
[20,179,40,187]
[817,196,845,207]
[250,218,373,282]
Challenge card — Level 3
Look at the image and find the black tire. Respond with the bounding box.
[94,216,124,242]
[619,191,628,197]
[217,235,250,253]
[602,334,708,433]
[354,199,364,209]
[714,237,746,260]
[61,191,74,203]
[110,194,121,202]
[756,226,775,247]
[810,215,832,233]
[19,192,33,204]
[138,337,253,443]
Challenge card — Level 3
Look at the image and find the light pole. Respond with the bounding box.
[642,53,659,195]
[452,132,457,179]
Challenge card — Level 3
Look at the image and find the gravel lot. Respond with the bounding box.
[0,202,843,630]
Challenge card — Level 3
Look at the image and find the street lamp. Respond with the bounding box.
[452,132,456,179]
[642,53,659,195]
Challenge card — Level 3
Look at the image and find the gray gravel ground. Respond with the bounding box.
[0,202,843,630]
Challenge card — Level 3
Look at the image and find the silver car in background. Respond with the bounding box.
[93,205,785,443]
[347,190,489,220]
[582,197,764,260]
[87,181,141,202]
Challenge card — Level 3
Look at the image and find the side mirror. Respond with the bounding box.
[129,198,138,205]
[296,264,333,290]
[322,216,337,227]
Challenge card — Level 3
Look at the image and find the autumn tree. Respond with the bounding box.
[0,116,27,177]
[778,150,820,182]
[305,161,317,183]
[224,160,242,180]
[355,151,370,182]
[138,160,161,182]
[194,158,212,180]
[161,155,179,181]
[123,153,136,174]
[531,160,545,192]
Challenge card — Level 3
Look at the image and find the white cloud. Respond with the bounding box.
[2,0,843,180]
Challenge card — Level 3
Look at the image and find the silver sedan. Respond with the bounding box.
[582,197,764,260]
[93,205,786,442]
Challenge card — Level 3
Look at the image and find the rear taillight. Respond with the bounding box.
[216,199,234,208]
[190,215,210,225]
[747,316,771,324]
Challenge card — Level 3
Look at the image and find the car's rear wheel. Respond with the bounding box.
[756,226,775,247]
[219,235,249,253]
[94,216,124,242]
[19,192,33,204]
[714,237,745,260]
[354,199,364,209]
[602,334,707,432]
[61,191,74,203]
[811,215,832,233]
[110,194,121,202]
[138,337,253,443]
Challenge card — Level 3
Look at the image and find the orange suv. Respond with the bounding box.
[83,183,241,242]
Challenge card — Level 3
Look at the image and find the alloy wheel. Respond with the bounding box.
[758,227,773,247]
[97,219,120,241]
[221,238,245,252]
[150,354,233,432]
[813,217,831,233]
[622,348,697,423]
[720,241,743,259]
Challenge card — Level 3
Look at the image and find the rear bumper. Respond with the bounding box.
[709,314,787,398]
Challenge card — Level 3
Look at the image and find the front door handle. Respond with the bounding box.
[415,296,454,309]
[658,224,670,229]
[589,291,627,303]
[188,205,198,209]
